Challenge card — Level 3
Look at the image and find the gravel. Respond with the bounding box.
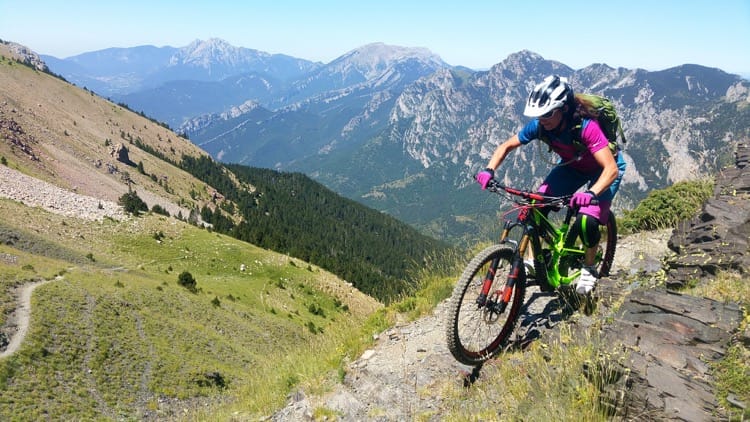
[0,165,127,221]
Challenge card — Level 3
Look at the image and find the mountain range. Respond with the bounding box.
[0,40,449,303]
[40,38,750,245]
[2,37,748,420]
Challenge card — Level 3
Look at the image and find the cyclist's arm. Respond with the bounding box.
[486,134,522,170]
[579,119,618,196]
[588,147,618,196]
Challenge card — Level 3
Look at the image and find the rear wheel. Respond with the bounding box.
[596,212,617,277]
[445,245,526,366]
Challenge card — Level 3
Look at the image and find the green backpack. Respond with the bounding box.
[573,93,627,154]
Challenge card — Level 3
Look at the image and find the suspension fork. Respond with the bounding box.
[475,228,531,309]
[475,222,514,306]
[475,257,499,306]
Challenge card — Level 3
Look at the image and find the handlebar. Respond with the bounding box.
[481,178,598,207]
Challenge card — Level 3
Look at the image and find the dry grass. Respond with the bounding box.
[0,45,225,217]
[0,199,384,419]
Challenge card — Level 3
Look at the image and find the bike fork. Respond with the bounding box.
[476,258,522,314]
[475,257,499,307]
[490,258,523,313]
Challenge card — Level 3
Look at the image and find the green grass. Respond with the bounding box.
[684,271,750,420]
[0,199,384,420]
[619,178,714,234]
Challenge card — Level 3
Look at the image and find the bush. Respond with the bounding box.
[118,191,148,215]
[177,271,197,293]
[620,179,714,233]
[151,204,170,216]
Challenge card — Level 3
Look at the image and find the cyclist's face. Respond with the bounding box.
[538,109,561,130]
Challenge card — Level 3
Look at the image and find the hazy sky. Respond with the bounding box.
[2,0,749,75]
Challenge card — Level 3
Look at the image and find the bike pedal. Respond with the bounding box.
[538,282,555,293]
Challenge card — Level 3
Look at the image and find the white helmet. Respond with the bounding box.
[523,75,573,118]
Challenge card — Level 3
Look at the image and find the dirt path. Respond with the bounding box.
[271,229,675,420]
[0,278,53,358]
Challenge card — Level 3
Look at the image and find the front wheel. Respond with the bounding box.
[445,244,526,366]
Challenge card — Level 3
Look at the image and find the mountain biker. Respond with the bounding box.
[476,75,627,294]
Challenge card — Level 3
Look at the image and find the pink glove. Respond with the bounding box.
[476,169,494,189]
[570,191,597,208]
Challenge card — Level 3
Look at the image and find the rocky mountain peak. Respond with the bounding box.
[487,49,571,82]
[170,38,268,68]
[1,41,48,72]
[504,49,545,64]
[329,42,447,79]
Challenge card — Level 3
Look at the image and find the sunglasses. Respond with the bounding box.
[539,109,557,119]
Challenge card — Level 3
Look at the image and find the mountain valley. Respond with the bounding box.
[38,38,750,245]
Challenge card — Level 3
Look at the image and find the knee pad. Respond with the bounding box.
[575,213,601,248]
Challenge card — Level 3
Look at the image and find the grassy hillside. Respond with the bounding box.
[0,199,384,419]
[0,44,223,220]
[0,42,450,419]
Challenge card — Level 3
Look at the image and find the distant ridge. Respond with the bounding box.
[33,38,750,247]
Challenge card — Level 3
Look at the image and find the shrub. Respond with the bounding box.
[308,303,325,317]
[620,179,714,233]
[118,191,148,215]
[151,204,170,216]
[177,271,197,293]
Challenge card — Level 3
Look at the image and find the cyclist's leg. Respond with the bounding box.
[538,165,586,197]
[579,152,625,219]
[528,167,586,261]
[578,153,626,268]
[575,211,604,266]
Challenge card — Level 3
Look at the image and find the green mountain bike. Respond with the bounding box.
[446,178,617,366]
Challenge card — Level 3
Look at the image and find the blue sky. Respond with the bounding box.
[1,0,749,76]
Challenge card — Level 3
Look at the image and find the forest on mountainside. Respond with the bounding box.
[177,155,453,303]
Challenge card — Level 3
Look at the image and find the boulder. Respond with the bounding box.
[593,141,749,421]
[666,142,750,289]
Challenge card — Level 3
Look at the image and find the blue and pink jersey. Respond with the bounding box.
[517,117,626,222]
[518,118,610,174]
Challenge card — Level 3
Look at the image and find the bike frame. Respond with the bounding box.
[490,184,587,291]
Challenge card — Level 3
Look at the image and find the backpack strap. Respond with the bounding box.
[615,117,627,144]
[574,118,619,156]
[571,119,589,154]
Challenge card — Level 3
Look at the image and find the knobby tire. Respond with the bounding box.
[598,211,617,277]
[445,245,526,366]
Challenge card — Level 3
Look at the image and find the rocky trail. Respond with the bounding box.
[271,230,677,421]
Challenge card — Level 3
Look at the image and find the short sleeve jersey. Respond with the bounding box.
[517,118,610,173]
